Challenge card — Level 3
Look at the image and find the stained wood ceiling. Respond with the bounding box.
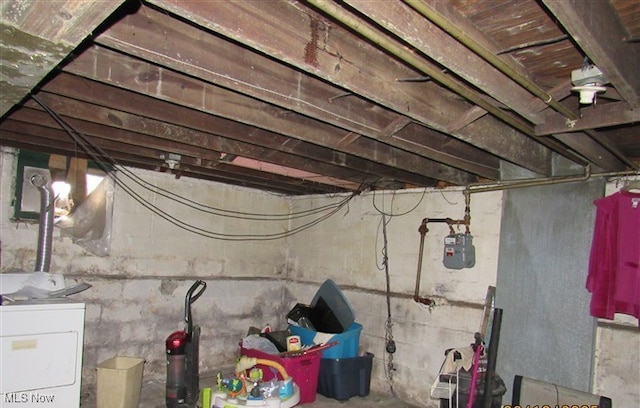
[1,0,639,195]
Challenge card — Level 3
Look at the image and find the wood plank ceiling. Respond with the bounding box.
[1,0,639,195]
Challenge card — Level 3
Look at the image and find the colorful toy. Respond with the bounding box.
[210,356,300,408]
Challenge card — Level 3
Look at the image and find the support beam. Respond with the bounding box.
[0,122,338,195]
[146,0,551,177]
[344,0,543,125]
[21,92,376,190]
[67,45,482,184]
[542,0,640,108]
[537,102,640,136]
[0,0,126,116]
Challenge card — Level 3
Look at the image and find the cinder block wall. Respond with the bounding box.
[286,189,504,406]
[0,148,637,407]
[0,148,294,400]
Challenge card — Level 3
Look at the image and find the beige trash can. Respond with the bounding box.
[97,356,145,408]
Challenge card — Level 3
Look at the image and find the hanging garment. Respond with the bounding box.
[587,189,640,320]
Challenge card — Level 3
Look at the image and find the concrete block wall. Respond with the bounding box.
[1,147,638,407]
[286,184,639,407]
[286,189,503,406]
[0,148,293,401]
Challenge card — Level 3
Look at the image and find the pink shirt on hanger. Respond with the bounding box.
[587,189,640,320]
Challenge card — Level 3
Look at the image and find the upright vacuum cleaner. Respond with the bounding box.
[166,280,207,408]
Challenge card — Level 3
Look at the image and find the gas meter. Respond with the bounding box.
[443,233,475,269]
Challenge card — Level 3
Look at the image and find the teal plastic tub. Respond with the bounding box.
[289,322,362,359]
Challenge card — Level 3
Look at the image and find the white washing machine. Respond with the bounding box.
[0,299,86,407]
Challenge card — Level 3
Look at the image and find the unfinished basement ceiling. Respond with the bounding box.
[1,0,639,195]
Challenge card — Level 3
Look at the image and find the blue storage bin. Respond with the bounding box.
[289,322,362,359]
[317,352,374,401]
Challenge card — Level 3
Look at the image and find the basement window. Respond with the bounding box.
[13,150,107,221]
[13,149,114,256]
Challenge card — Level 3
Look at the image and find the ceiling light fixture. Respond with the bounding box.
[570,64,608,105]
[160,153,182,170]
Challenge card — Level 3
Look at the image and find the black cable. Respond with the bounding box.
[31,95,354,221]
[379,214,397,396]
[372,187,428,217]
[370,186,439,397]
[31,95,359,240]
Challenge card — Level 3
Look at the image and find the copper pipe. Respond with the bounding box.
[306,0,531,136]
[403,0,636,169]
[462,164,640,195]
[307,0,589,167]
[413,217,468,305]
[413,218,431,305]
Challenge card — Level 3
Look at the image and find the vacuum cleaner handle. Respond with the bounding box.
[184,280,206,336]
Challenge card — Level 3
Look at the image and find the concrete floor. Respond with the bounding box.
[83,376,421,408]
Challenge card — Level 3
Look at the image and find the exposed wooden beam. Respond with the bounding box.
[0,0,126,116]
[417,0,534,80]
[542,0,640,108]
[49,69,441,188]
[537,102,640,136]
[64,46,477,185]
[6,108,220,161]
[145,0,551,177]
[553,131,627,172]
[445,106,487,133]
[344,0,543,125]
[525,79,575,114]
[378,117,413,142]
[12,106,361,191]
[2,120,168,161]
[0,125,337,195]
[408,0,630,171]
[22,92,375,190]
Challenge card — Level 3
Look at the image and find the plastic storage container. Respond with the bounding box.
[96,356,145,408]
[317,353,374,401]
[310,279,355,333]
[239,345,322,404]
[289,322,362,359]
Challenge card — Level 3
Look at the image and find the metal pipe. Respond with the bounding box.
[403,0,559,113]
[463,189,471,233]
[31,173,55,272]
[413,219,431,305]
[466,166,639,195]
[413,217,468,305]
[306,0,588,166]
[467,165,592,195]
[402,0,636,170]
[306,0,532,136]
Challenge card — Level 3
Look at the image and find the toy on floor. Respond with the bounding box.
[208,356,300,408]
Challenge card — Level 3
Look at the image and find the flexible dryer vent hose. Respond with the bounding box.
[31,173,54,272]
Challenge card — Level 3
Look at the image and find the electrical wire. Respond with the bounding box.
[380,213,397,396]
[372,187,428,217]
[31,95,355,220]
[31,95,361,240]
[373,200,397,396]
[371,185,433,396]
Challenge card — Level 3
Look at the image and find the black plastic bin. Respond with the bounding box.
[441,371,506,408]
[317,352,374,401]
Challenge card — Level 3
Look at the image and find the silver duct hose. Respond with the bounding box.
[31,173,55,272]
